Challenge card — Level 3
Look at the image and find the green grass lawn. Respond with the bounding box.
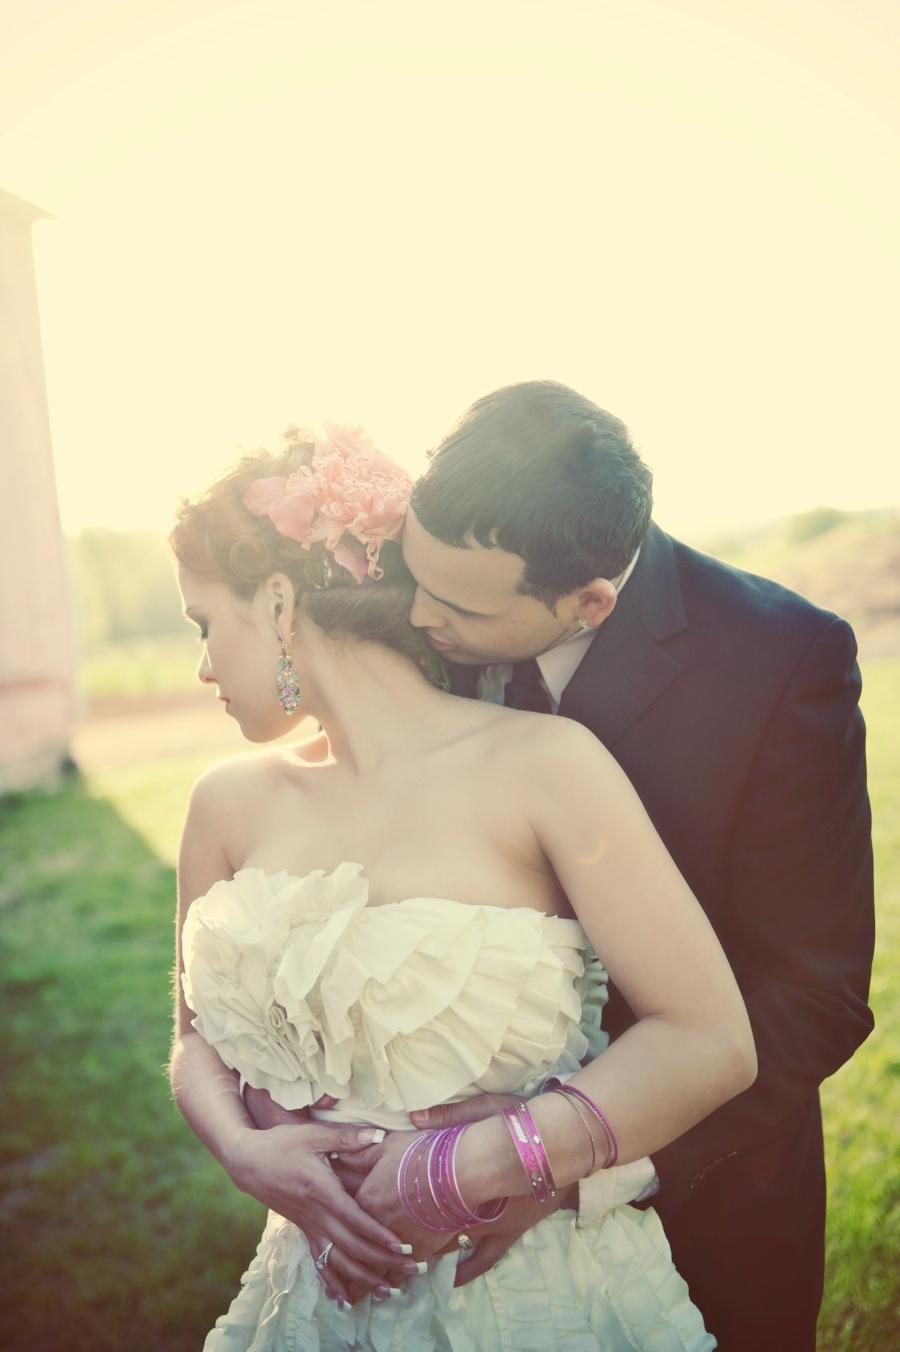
[817,659,900,1350]
[1,663,897,1350]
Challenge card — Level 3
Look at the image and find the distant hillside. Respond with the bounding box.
[700,507,900,660]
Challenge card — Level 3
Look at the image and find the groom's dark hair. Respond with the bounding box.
[410,381,653,606]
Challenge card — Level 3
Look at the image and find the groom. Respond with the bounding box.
[395,380,874,1350]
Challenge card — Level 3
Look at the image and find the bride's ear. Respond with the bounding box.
[262,572,298,638]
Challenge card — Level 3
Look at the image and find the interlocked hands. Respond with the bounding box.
[240,1087,573,1307]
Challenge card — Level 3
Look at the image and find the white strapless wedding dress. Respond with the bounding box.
[181,864,714,1351]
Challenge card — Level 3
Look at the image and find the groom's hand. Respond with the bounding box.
[408,1091,518,1130]
[243,1084,337,1130]
[330,1155,369,1197]
[453,1190,576,1286]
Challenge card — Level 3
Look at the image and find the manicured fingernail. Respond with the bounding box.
[358,1128,385,1144]
[402,1260,428,1275]
[411,1110,430,1124]
[389,1242,413,1255]
[328,1151,339,1159]
[336,1298,351,1311]
[374,1284,402,1299]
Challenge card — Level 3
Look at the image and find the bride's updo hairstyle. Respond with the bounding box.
[169,424,428,667]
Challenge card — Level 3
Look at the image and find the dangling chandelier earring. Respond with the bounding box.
[276,635,302,715]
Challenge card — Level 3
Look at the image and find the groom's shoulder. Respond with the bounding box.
[664,529,850,656]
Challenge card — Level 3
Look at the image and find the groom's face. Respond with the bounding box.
[402,508,576,664]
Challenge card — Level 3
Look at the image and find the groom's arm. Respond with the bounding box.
[642,614,874,1223]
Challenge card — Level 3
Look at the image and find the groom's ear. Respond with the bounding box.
[573,578,618,630]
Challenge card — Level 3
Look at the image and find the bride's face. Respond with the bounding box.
[177,566,297,742]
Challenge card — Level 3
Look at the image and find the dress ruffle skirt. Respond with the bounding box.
[203,1203,714,1351]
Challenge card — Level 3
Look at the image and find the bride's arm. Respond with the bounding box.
[169,764,264,1170]
[169,765,408,1293]
[348,718,756,1228]
[455,717,757,1201]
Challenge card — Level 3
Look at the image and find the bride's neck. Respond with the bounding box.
[299,633,446,772]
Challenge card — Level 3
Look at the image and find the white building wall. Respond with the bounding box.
[0,188,77,792]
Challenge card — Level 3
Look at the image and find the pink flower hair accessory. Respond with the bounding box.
[242,422,413,585]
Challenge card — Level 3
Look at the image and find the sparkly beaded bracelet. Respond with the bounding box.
[546,1080,619,1169]
[551,1089,599,1173]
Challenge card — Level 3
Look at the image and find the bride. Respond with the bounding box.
[169,424,756,1350]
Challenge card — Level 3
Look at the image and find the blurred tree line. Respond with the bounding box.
[68,529,184,654]
[67,507,897,658]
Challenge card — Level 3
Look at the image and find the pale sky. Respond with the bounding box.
[2,0,898,537]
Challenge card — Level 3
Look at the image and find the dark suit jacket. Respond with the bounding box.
[557,524,874,1348]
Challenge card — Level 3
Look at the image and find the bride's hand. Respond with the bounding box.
[347,1132,464,1264]
[314,1131,456,1307]
[341,1108,580,1296]
[226,1121,407,1285]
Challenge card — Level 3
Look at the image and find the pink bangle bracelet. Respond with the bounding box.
[502,1100,558,1204]
[398,1126,507,1233]
[398,1131,455,1233]
[515,1100,558,1201]
[435,1127,506,1226]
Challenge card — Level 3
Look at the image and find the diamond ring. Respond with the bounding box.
[456,1233,474,1250]
[314,1241,335,1271]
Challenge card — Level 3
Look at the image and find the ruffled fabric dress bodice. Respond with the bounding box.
[182,866,715,1352]
[182,863,591,1125]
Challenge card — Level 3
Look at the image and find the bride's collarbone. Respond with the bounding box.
[235,859,568,919]
[229,737,556,909]
[236,816,568,916]
[268,746,527,825]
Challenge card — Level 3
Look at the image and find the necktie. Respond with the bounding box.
[504,659,552,714]
[448,663,482,698]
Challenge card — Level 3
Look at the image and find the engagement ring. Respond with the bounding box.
[314,1242,335,1271]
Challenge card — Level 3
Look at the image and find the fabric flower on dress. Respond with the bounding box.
[241,422,413,584]
[180,865,370,1107]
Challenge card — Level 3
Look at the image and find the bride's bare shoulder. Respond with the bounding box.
[188,728,329,811]
[490,707,620,782]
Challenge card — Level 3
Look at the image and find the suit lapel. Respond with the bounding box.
[559,524,687,747]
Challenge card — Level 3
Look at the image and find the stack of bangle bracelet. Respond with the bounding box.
[397,1124,508,1233]
[397,1086,619,1233]
[545,1078,619,1170]
[501,1099,559,1204]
